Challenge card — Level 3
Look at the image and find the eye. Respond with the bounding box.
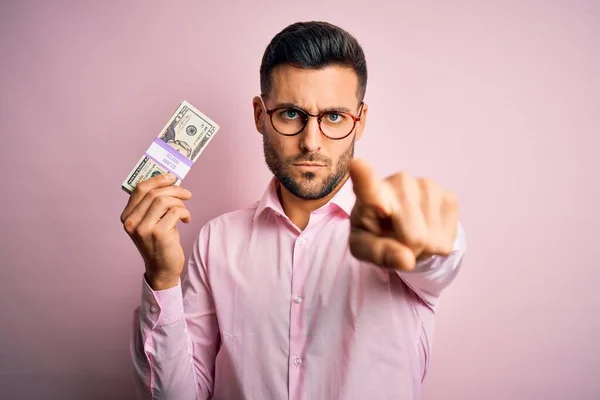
[280,108,301,120]
[325,112,344,123]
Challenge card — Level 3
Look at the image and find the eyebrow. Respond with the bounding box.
[273,102,354,114]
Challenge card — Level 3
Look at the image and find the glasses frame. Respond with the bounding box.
[261,97,364,140]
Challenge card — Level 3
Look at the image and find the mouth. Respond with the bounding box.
[293,163,326,171]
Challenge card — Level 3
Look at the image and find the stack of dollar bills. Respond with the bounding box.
[122,101,220,194]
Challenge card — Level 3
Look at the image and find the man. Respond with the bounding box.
[121,21,466,400]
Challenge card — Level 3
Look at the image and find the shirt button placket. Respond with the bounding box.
[289,235,307,398]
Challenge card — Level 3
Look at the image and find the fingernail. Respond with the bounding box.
[165,173,175,180]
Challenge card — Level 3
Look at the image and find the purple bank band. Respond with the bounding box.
[144,138,194,179]
[152,138,193,167]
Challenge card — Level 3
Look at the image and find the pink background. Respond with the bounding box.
[1,1,598,399]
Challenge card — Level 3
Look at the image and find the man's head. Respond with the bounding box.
[253,21,368,200]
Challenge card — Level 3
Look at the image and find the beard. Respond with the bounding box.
[262,132,355,200]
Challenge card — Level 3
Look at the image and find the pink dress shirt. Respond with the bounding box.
[131,178,467,400]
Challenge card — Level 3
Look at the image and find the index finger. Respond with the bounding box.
[121,173,177,222]
[349,158,391,215]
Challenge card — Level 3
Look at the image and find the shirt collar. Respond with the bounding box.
[253,176,356,221]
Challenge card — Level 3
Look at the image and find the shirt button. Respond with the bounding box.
[293,295,303,304]
[293,357,303,366]
[150,304,158,313]
[298,238,306,246]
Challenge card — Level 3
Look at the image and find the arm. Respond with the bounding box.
[399,223,466,381]
[347,159,466,380]
[130,226,220,399]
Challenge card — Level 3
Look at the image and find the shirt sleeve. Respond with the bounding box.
[398,222,467,381]
[397,221,467,310]
[130,224,220,399]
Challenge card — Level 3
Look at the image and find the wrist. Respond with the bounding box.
[145,272,180,291]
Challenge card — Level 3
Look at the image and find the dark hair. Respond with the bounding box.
[260,21,367,102]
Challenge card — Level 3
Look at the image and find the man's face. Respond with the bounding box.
[254,65,368,200]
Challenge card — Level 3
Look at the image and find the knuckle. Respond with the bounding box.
[135,180,150,194]
[151,227,166,240]
[123,218,136,234]
[171,201,184,212]
[407,231,428,250]
[388,172,418,202]
[154,195,167,206]
[389,171,408,186]
[147,188,160,200]
[419,178,437,194]
[135,225,149,238]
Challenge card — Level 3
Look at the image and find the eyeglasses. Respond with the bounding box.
[262,98,364,140]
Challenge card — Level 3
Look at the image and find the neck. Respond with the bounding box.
[278,175,349,231]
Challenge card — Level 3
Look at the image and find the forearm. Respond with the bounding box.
[130,279,212,400]
[131,308,200,399]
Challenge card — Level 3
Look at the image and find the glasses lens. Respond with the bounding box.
[320,111,355,139]
[271,108,306,135]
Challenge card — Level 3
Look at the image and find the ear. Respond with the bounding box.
[253,96,266,135]
[354,102,368,142]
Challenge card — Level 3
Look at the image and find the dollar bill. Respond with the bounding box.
[122,101,220,194]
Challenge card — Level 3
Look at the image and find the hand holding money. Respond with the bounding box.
[120,173,192,290]
[120,101,219,289]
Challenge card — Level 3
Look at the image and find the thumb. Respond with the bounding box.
[349,158,392,215]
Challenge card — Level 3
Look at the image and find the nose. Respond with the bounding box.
[299,116,322,152]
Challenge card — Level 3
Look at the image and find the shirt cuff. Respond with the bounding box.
[140,276,185,327]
